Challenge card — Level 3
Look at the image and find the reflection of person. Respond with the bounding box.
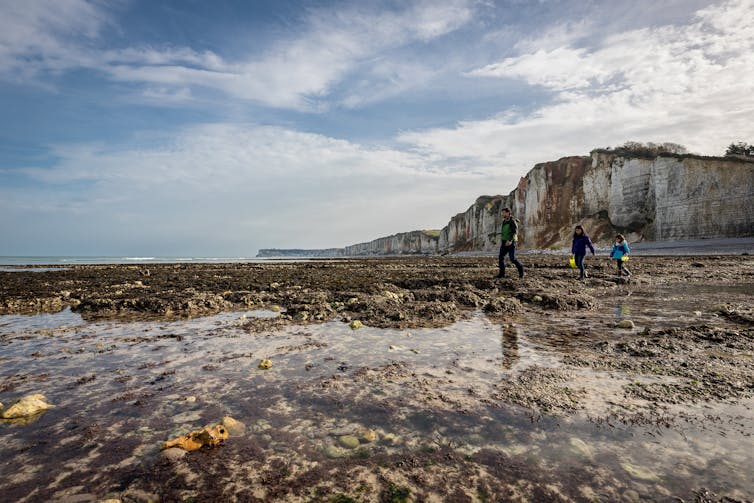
[496,207,525,279]
[501,324,519,370]
[571,225,595,280]
[610,234,631,277]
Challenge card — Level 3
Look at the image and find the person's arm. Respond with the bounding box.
[571,239,577,255]
[587,237,595,255]
[624,242,630,254]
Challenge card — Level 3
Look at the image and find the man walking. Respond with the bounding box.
[496,207,525,279]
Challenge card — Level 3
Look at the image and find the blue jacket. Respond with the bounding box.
[572,235,595,255]
[610,242,630,259]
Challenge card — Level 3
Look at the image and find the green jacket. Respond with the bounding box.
[500,216,518,243]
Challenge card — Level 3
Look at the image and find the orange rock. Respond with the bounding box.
[161,424,229,451]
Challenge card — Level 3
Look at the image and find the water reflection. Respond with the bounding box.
[500,324,519,370]
[0,304,751,500]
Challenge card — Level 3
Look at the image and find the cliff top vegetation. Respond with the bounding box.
[591,141,754,163]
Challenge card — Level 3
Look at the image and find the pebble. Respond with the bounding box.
[161,447,187,462]
[356,427,378,443]
[617,320,635,329]
[258,359,273,370]
[621,489,640,503]
[222,416,247,437]
[322,444,346,458]
[568,437,594,459]
[338,435,360,449]
[621,462,659,481]
[184,396,196,403]
[533,295,543,302]
[349,320,363,330]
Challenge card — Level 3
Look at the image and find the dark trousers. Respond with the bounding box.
[616,259,630,276]
[499,242,524,277]
[575,253,586,277]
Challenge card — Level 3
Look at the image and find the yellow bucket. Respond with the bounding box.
[621,255,629,262]
[569,255,577,268]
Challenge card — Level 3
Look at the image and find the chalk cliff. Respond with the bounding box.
[439,150,754,252]
[257,150,754,257]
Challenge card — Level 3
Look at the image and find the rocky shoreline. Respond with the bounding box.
[1,255,753,501]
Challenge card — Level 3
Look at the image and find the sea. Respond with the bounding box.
[0,256,292,267]
[0,237,751,267]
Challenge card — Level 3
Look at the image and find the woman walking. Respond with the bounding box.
[571,225,595,280]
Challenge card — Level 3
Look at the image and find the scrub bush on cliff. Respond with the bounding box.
[725,142,753,157]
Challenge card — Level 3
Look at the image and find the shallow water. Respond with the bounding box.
[0,291,752,501]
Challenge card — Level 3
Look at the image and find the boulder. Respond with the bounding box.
[0,393,54,419]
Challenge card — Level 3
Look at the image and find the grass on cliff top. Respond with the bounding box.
[422,229,441,237]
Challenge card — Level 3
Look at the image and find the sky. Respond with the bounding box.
[1,0,753,256]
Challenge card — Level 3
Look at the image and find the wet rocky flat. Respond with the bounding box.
[0,255,753,502]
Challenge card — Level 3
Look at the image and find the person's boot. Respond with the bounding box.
[495,271,505,279]
[518,268,525,279]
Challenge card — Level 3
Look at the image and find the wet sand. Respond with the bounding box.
[0,255,753,502]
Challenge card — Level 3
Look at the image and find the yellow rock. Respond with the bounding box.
[258,359,273,369]
[356,427,378,443]
[349,320,363,330]
[162,424,229,451]
[0,393,54,419]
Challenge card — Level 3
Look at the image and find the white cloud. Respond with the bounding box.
[6,123,501,254]
[0,0,475,110]
[406,0,754,170]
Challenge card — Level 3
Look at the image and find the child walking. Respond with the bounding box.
[610,234,631,277]
[571,225,595,280]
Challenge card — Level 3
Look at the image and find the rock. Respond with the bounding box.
[162,424,229,451]
[161,447,187,462]
[338,435,360,449]
[621,489,641,503]
[270,305,281,312]
[382,291,401,301]
[389,345,400,350]
[324,444,347,458]
[99,499,122,503]
[617,320,635,329]
[221,416,246,437]
[693,311,702,317]
[184,396,196,403]
[55,494,98,503]
[0,393,54,419]
[120,489,159,503]
[349,320,363,330]
[533,295,543,303]
[621,462,659,481]
[568,437,594,459]
[356,427,378,443]
[579,486,598,500]
[258,359,273,370]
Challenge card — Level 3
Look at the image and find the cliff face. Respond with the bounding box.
[438,151,754,252]
[257,151,754,257]
[343,230,439,256]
